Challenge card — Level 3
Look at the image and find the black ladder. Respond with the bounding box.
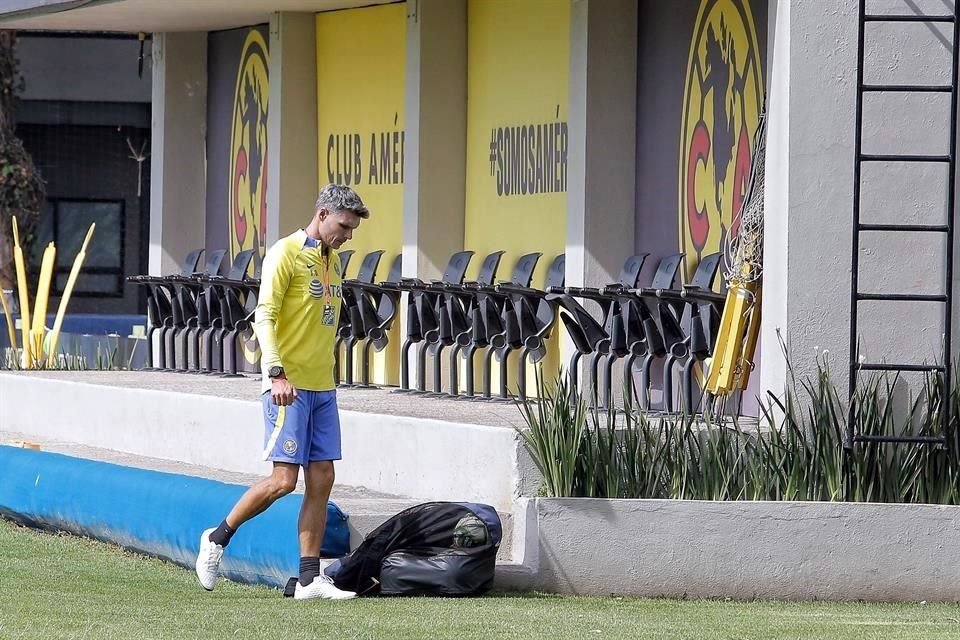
[848,3,960,447]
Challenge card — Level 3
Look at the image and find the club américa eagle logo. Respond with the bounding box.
[679,0,763,280]
[229,30,269,260]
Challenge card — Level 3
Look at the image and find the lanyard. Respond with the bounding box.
[321,247,332,306]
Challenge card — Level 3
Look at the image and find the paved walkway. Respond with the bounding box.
[5,370,527,429]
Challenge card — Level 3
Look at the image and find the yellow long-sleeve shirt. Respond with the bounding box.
[254,229,343,393]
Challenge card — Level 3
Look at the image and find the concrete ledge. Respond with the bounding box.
[495,497,960,601]
[0,373,532,511]
[0,445,349,588]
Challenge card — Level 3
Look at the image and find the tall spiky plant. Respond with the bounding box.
[517,370,588,498]
[517,353,960,505]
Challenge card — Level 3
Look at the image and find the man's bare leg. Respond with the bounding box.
[196,462,299,591]
[299,460,335,557]
[291,460,355,599]
[225,462,300,528]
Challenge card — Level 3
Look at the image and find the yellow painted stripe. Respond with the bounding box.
[262,405,287,460]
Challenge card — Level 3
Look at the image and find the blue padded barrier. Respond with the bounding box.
[0,446,350,588]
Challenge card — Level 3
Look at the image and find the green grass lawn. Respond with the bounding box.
[2,518,959,640]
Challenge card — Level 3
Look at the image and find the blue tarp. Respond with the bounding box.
[0,314,149,368]
[0,313,147,339]
[0,446,350,588]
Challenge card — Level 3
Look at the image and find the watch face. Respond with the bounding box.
[269,367,283,378]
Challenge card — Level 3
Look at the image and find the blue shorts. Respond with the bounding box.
[261,390,342,465]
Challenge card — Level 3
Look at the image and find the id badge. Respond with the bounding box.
[321,303,336,326]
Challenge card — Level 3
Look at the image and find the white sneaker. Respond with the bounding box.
[195,528,223,591]
[293,574,356,601]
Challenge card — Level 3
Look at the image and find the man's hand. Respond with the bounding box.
[271,377,297,406]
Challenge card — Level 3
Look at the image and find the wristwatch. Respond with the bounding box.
[267,366,285,379]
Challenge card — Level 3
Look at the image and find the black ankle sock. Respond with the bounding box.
[299,557,321,586]
[209,520,236,547]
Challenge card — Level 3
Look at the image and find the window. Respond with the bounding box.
[29,199,125,298]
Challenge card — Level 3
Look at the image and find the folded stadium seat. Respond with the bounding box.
[445,295,490,398]
[416,251,509,398]
[606,254,694,411]
[338,249,355,277]
[593,254,684,410]
[604,285,661,411]
[166,249,228,373]
[332,246,357,377]
[648,252,724,414]
[420,250,507,397]
[384,251,474,393]
[154,252,205,371]
[567,254,651,408]
[547,294,609,399]
[442,267,504,399]
[680,284,729,415]
[675,265,726,415]
[335,250,385,386]
[544,254,650,404]
[161,286,192,372]
[195,249,257,375]
[494,253,566,401]
[340,254,403,388]
[141,280,172,371]
[479,252,544,400]
[181,249,229,372]
[602,255,685,410]
[220,252,264,376]
[125,248,205,370]
[444,252,540,401]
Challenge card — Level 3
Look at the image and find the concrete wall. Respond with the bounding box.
[0,373,530,512]
[497,497,960,601]
[762,0,956,397]
[858,1,954,371]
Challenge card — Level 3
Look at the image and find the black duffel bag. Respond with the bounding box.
[284,501,501,597]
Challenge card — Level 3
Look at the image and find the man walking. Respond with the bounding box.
[196,184,368,600]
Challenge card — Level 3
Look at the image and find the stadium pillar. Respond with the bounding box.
[149,32,207,275]
[566,0,637,290]
[565,0,637,368]
[266,12,318,245]
[402,0,468,279]
[760,0,791,399]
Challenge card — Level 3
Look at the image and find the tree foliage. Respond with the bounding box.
[0,30,45,291]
